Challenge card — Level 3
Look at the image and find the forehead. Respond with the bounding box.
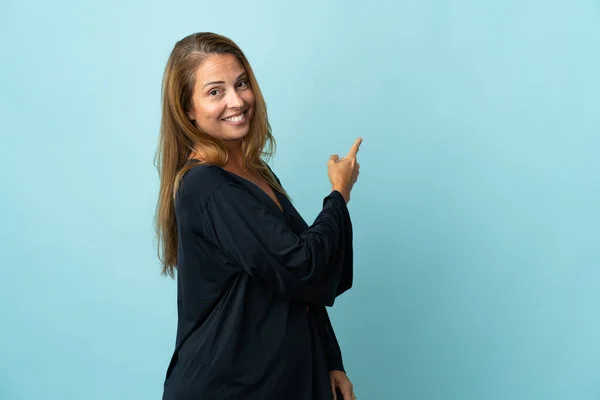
[195,54,246,83]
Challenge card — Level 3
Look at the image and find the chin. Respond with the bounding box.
[219,128,251,142]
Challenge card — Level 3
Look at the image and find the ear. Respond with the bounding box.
[187,111,196,121]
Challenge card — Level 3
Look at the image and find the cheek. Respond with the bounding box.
[244,90,256,107]
[199,104,224,122]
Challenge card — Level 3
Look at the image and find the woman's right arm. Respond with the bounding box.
[199,182,352,306]
[196,137,362,305]
[192,139,362,306]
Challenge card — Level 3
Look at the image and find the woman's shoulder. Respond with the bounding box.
[178,162,235,205]
[183,161,228,183]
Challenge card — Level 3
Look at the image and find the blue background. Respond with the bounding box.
[2,0,599,399]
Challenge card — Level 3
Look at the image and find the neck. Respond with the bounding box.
[222,140,247,171]
[225,151,247,172]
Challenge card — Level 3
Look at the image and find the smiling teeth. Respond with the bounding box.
[224,113,244,122]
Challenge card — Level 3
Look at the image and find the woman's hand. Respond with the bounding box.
[329,370,356,400]
[328,137,363,204]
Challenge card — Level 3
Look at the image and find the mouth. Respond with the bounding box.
[221,110,248,124]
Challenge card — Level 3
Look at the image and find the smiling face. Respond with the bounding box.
[186,53,255,145]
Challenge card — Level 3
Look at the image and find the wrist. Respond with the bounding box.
[331,187,349,203]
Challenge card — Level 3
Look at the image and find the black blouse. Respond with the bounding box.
[162,160,354,400]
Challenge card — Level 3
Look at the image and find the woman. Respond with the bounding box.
[155,32,362,400]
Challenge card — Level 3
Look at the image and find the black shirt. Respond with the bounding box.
[162,161,353,400]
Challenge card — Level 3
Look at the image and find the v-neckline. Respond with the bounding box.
[186,159,285,214]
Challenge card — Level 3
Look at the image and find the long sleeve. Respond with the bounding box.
[315,305,345,372]
[196,182,352,306]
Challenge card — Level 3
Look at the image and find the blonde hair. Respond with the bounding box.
[154,32,288,277]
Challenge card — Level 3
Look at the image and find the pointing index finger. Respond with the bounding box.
[347,137,363,159]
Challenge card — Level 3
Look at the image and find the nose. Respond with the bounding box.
[226,90,244,109]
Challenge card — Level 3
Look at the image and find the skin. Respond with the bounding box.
[330,370,357,400]
[186,53,360,400]
[186,54,256,146]
[328,137,362,204]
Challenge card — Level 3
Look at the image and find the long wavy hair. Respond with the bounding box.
[154,32,288,278]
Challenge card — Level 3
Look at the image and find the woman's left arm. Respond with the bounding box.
[315,305,356,399]
[315,304,345,371]
[313,305,345,371]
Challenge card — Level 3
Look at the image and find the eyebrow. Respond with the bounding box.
[203,72,247,88]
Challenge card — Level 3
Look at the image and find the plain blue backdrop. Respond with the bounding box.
[1,0,599,399]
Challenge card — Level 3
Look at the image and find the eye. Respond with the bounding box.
[208,89,220,96]
[236,80,248,89]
